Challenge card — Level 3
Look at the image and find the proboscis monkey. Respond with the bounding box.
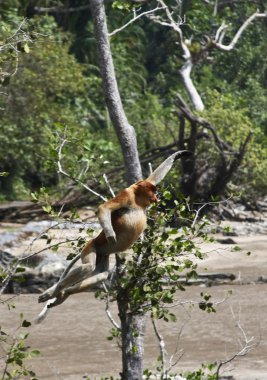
[36,150,191,322]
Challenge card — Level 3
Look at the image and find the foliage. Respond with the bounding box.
[201,90,267,197]
[0,9,33,84]
[0,15,100,199]
[0,311,40,380]
[143,362,218,380]
[99,188,216,322]
[1,1,267,199]
[183,363,217,380]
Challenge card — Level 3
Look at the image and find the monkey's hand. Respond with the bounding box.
[106,231,117,244]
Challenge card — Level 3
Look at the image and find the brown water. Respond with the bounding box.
[1,225,267,380]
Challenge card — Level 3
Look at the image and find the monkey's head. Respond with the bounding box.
[133,180,158,207]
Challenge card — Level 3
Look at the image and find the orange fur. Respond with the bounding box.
[38,179,157,307]
[37,151,189,316]
[81,180,157,263]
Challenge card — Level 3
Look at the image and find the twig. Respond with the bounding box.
[108,4,166,37]
[56,132,107,202]
[149,0,187,57]
[103,174,115,197]
[102,281,121,330]
[19,238,80,261]
[0,237,80,295]
[163,291,231,309]
[152,317,167,377]
[34,4,91,13]
[215,304,258,378]
[166,318,186,372]
[191,196,233,228]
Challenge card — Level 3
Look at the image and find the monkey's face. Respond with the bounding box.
[135,180,158,207]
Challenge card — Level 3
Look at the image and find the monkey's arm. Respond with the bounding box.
[97,189,130,242]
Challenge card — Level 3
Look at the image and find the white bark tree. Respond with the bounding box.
[110,0,267,112]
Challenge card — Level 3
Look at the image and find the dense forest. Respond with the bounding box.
[0,0,266,207]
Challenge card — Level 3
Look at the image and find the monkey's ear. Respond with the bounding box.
[146,150,192,185]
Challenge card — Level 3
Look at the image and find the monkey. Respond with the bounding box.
[36,150,192,322]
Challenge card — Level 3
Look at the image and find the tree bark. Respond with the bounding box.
[89,0,142,185]
[115,254,146,380]
[180,60,205,112]
[90,3,146,379]
[118,299,147,380]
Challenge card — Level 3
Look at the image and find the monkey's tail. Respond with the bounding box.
[35,253,82,324]
[34,298,56,324]
[147,150,193,185]
[59,252,82,281]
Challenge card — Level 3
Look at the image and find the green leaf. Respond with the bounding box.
[22,320,31,328]
[163,190,172,200]
[15,267,26,273]
[42,205,52,213]
[24,43,30,53]
[232,245,241,252]
[29,350,41,357]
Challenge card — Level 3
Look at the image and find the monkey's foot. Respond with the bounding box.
[38,284,57,303]
[47,290,70,308]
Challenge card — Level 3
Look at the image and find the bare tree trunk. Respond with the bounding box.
[115,254,146,380]
[90,2,146,379]
[180,60,204,112]
[118,294,147,379]
[89,0,142,185]
[120,313,147,380]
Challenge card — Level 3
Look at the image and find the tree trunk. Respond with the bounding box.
[179,60,204,112]
[89,0,142,185]
[90,3,146,379]
[115,254,146,380]
[118,299,147,380]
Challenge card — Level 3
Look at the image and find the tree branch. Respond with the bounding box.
[151,318,167,377]
[214,11,267,51]
[109,4,166,37]
[102,281,121,330]
[56,131,107,202]
[216,304,258,378]
[34,5,91,13]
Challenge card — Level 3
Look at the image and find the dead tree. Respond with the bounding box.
[176,95,252,201]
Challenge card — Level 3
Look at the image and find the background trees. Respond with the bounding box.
[0,0,266,202]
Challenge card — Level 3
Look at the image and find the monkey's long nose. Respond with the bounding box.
[151,194,158,203]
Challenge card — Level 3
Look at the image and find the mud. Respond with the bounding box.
[1,228,267,380]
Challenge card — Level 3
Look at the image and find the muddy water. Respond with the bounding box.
[1,221,267,380]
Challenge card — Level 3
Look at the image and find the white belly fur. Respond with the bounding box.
[100,208,146,254]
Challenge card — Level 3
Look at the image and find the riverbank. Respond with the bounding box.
[1,213,267,379]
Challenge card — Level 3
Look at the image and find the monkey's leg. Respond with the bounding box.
[58,254,110,297]
[39,256,109,306]
[81,238,97,264]
[63,270,110,296]
[39,241,97,303]
[38,262,95,303]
